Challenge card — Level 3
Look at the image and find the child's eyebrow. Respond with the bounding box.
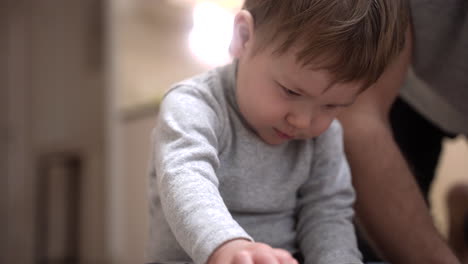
[289,83,330,98]
[335,101,355,107]
[319,83,335,95]
[293,76,334,96]
[335,96,358,107]
[279,77,330,98]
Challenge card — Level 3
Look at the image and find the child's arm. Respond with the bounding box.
[295,120,362,264]
[151,86,253,264]
[207,239,298,264]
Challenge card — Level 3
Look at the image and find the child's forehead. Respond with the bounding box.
[270,49,367,92]
[251,36,368,91]
[268,45,328,74]
[269,52,332,86]
[258,37,326,68]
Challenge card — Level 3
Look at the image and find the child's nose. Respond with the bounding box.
[286,111,313,129]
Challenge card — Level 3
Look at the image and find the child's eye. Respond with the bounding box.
[275,81,301,97]
[282,87,301,96]
[323,104,338,111]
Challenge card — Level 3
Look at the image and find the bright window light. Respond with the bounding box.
[189,1,236,67]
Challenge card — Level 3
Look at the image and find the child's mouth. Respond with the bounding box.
[274,128,294,140]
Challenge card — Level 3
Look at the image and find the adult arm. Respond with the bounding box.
[338,28,460,264]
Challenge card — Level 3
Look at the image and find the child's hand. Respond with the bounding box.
[207,239,299,264]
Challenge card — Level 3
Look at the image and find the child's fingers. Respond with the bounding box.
[252,250,280,264]
[272,248,298,264]
[232,250,254,264]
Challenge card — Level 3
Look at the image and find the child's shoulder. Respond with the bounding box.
[163,64,234,105]
[157,64,236,128]
[154,65,236,142]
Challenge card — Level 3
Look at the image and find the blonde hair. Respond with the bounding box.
[243,0,409,88]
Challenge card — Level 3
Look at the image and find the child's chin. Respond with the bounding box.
[261,136,288,146]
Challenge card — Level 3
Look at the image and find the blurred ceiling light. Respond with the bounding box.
[188,0,242,67]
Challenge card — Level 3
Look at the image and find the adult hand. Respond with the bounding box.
[207,239,298,264]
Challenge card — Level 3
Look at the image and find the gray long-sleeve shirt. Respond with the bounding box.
[146,63,362,264]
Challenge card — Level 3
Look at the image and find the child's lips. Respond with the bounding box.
[274,128,294,139]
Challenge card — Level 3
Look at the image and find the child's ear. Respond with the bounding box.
[230,10,255,59]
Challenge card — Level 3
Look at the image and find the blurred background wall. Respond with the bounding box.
[1,2,8,264]
[3,0,467,264]
[5,0,106,263]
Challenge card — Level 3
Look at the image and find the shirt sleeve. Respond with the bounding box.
[151,85,253,264]
[296,120,363,264]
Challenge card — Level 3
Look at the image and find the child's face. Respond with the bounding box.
[235,46,362,145]
[231,10,363,145]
